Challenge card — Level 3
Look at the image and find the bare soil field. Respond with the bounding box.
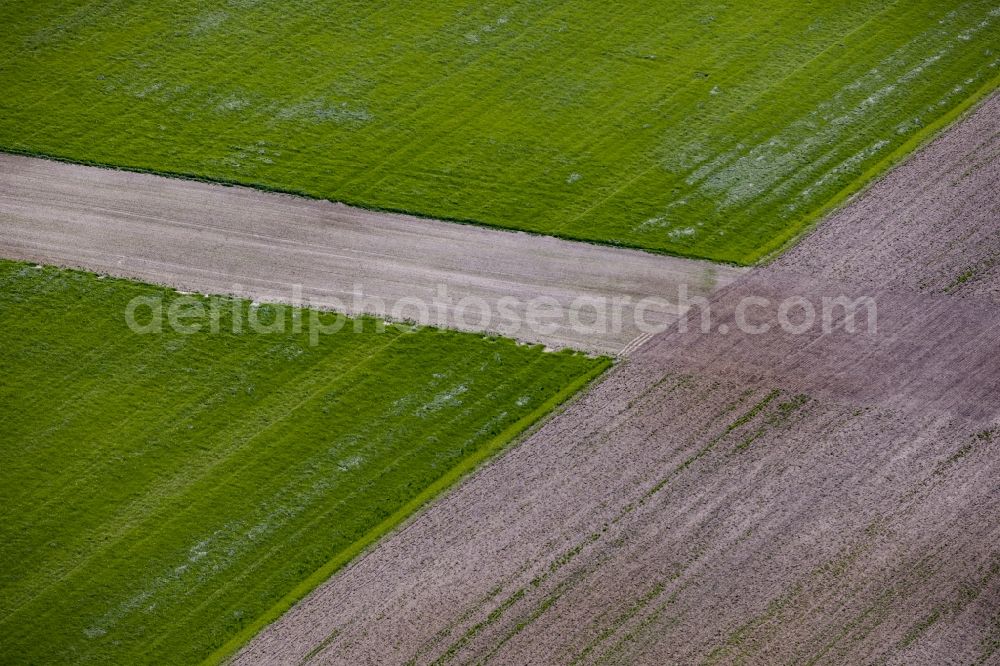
[234,97,1000,664]
[0,155,742,355]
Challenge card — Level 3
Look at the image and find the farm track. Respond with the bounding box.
[235,95,1000,664]
[0,155,742,355]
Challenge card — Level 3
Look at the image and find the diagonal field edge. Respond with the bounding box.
[201,358,611,666]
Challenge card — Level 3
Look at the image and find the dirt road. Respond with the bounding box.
[235,96,1000,664]
[0,155,742,354]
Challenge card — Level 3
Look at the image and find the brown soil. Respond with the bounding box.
[234,95,1000,664]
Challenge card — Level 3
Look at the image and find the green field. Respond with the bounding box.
[1,1,997,263]
[0,261,608,664]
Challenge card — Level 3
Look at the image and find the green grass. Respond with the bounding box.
[1,1,997,263]
[0,261,609,664]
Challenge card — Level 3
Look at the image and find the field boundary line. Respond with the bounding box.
[0,144,740,266]
[201,358,612,666]
[756,70,1000,265]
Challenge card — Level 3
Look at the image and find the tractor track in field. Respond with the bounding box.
[233,95,1000,664]
[0,154,742,355]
